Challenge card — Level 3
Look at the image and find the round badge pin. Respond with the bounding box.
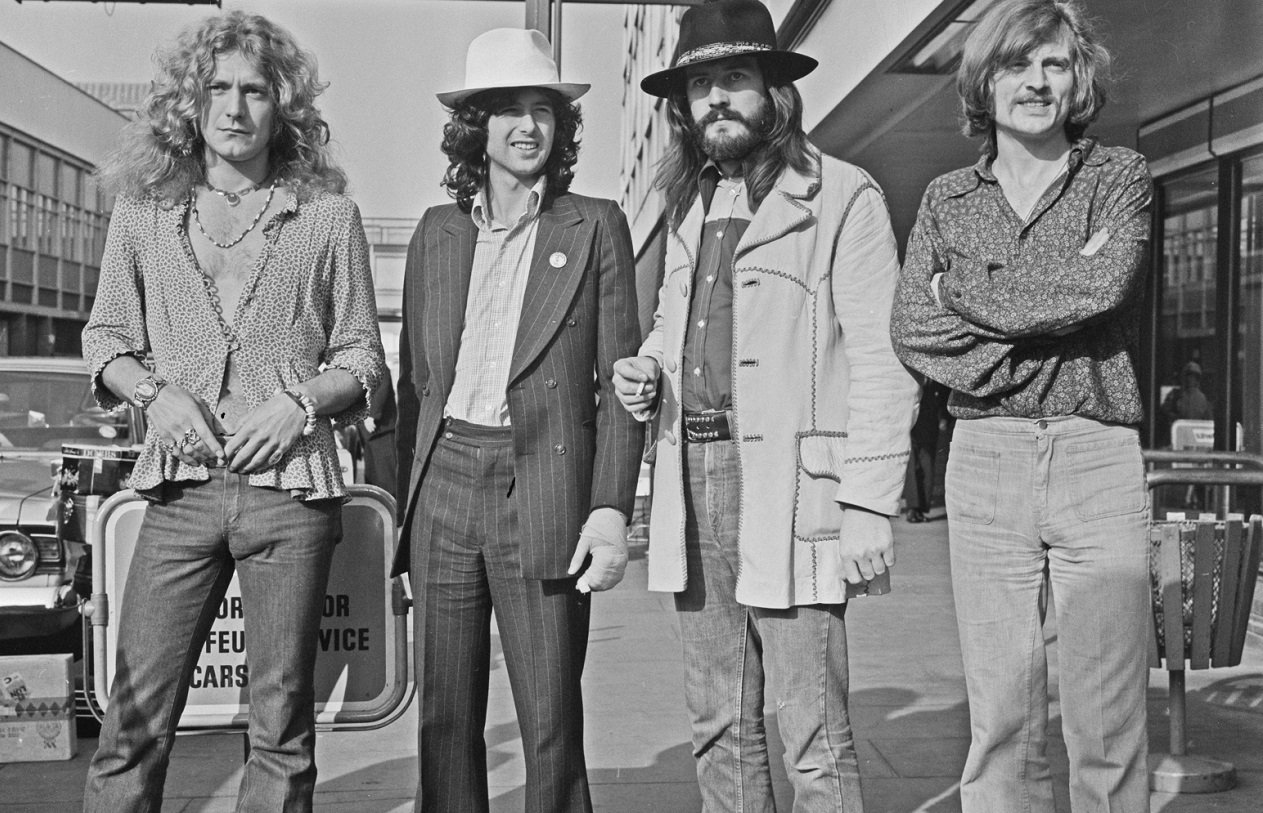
[549,252,567,268]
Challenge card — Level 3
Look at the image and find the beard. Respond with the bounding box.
[690,100,771,162]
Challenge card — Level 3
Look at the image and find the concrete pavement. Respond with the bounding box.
[3,511,1262,811]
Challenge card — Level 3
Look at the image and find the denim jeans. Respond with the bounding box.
[84,469,341,813]
[946,416,1150,813]
[677,440,862,813]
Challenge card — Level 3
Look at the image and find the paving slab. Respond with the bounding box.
[2,512,1262,812]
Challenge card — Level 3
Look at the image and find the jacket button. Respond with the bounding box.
[666,359,677,373]
[545,378,557,388]
[567,317,577,327]
[664,430,677,445]
[421,386,430,397]
[554,444,566,455]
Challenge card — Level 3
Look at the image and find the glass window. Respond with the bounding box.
[83,173,101,213]
[1155,168,1220,452]
[8,141,33,189]
[11,188,32,249]
[37,195,59,256]
[34,153,57,197]
[0,369,133,449]
[1235,153,1263,457]
[60,164,82,208]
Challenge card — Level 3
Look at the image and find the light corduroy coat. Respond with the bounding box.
[641,150,918,608]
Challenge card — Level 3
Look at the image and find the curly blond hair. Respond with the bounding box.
[99,11,346,203]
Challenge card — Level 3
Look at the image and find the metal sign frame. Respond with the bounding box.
[82,484,412,731]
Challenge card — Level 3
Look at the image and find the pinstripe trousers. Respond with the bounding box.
[409,419,593,813]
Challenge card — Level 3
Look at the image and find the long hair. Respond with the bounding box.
[656,61,815,231]
[957,0,1110,156]
[99,11,346,203]
[440,88,583,213]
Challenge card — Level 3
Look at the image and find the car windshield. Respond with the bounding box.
[0,370,131,451]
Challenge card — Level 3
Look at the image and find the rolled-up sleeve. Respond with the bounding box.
[81,196,149,411]
[322,201,386,426]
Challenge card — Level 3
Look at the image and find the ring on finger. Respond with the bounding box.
[181,427,201,448]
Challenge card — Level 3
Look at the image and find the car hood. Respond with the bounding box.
[0,452,56,526]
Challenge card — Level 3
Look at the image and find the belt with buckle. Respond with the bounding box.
[683,411,733,443]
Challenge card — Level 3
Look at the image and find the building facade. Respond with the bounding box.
[0,43,125,358]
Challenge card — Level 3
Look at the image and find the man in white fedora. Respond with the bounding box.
[392,27,643,812]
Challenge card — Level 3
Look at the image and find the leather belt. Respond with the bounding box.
[683,411,733,443]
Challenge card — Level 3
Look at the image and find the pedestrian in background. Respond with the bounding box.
[615,1,918,808]
[81,12,385,811]
[890,1,1153,810]
[903,372,951,523]
[391,28,643,812]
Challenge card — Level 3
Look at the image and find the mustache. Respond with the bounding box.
[696,109,756,128]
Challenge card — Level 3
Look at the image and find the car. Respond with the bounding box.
[0,357,144,653]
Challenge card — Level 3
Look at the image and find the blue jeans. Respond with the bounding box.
[947,417,1150,813]
[677,440,862,813]
[84,470,341,813]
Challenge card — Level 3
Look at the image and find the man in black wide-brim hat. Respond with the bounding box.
[614,0,918,809]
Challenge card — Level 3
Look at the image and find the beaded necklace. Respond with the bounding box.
[192,178,278,249]
[205,180,259,206]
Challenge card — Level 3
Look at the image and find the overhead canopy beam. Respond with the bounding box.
[14,1,221,5]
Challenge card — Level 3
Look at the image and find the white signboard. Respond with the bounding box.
[91,486,408,728]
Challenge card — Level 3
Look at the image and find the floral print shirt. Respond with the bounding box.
[81,190,386,501]
[890,138,1153,424]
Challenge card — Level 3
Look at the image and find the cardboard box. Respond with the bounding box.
[0,654,77,762]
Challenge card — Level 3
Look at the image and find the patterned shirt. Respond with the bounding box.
[890,138,1153,424]
[81,190,386,501]
[681,165,751,412]
[445,179,544,426]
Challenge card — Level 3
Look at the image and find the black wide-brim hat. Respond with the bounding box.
[640,0,818,98]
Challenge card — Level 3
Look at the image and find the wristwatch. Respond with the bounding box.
[132,374,167,410]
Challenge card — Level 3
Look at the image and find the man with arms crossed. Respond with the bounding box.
[392,28,643,813]
[615,1,917,809]
[891,1,1153,810]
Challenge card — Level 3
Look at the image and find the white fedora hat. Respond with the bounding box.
[437,28,590,108]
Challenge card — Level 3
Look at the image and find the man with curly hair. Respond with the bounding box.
[391,27,642,812]
[890,1,1153,809]
[81,12,384,812]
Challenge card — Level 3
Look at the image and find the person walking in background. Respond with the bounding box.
[391,28,643,813]
[81,12,385,811]
[890,1,1153,810]
[614,1,917,808]
[1158,359,1213,446]
[903,372,951,523]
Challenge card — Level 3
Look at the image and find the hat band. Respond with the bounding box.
[677,41,772,68]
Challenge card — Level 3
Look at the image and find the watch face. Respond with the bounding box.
[135,378,159,402]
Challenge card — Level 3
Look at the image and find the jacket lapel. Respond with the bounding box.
[669,197,706,274]
[508,194,588,385]
[426,207,477,399]
[736,158,821,257]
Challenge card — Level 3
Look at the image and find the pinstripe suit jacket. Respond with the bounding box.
[391,192,643,579]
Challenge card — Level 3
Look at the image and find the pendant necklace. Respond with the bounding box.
[192,178,278,250]
[205,180,259,207]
